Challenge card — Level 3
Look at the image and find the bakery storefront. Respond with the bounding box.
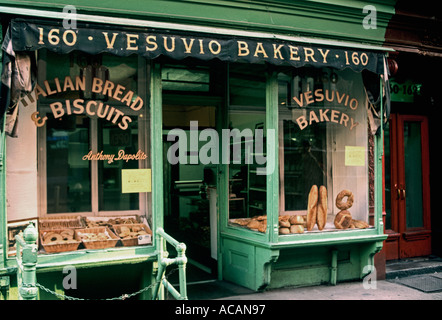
[1,15,390,299]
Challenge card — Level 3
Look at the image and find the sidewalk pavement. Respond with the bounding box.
[183,256,442,300]
[216,274,442,300]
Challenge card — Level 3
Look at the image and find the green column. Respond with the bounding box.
[17,223,39,300]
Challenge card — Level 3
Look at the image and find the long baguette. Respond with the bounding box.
[306,185,318,231]
[316,185,327,230]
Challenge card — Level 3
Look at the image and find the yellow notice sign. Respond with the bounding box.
[121,169,151,193]
[345,146,366,167]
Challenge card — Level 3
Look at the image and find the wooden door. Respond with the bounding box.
[384,114,431,260]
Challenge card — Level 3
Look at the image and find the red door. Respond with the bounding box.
[384,114,431,260]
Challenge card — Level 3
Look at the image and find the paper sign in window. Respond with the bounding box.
[121,169,151,193]
[345,146,366,167]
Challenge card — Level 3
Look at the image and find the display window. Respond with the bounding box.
[227,63,268,233]
[227,65,374,236]
[277,67,371,234]
[34,50,152,253]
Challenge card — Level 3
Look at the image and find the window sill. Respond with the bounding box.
[6,245,157,273]
[221,226,386,250]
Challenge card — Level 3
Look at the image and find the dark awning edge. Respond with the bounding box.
[5,19,388,75]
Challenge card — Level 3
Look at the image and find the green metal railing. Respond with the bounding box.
[13,223,187,300]
[15,222,39,300]
[152,227,188,300]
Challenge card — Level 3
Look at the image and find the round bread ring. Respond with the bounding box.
[44,233,63,244]
[335,189,354,210]
[60,230,74,240]
[61,229,74,237]
[60,233,74,241]
[43,232,57,242]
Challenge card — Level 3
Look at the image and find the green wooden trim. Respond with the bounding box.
[0,0,395,46]
[374,73,385,235]
[266,69,279,243]
[221,230,386,250]
[0,23,5,271]
[216,63,229,280]
[3,246,157,273]
[150,62,164,239]
[0,125,5,271]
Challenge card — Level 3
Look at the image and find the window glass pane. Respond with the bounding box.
[98,116,140,211]
[46,115,91,213]
[41,51,147,215]
[404,121,424,228]
[282,120,327,211]
[162,65,210,92]
[228,63,267,233]
[278,67,370,233]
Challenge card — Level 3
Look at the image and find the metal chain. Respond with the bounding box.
[35,267,179,300]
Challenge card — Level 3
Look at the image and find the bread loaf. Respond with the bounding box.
[306,185,318,231]
[351,219,369,229]
[258,220,267,233]
[316,185,327,230]
[279,220,291,228]
[247,219,261,230]
[290,224,304,234]
[279,227,290,235]
[334,210,352,229]
[289,215,304,225]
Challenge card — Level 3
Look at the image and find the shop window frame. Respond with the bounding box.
[220,64,386,246]
[36,50,151,219]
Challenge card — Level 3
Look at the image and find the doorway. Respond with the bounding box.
[162,102,219,280]
[385,114,432,260]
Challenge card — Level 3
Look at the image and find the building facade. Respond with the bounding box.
[1,0,435,300]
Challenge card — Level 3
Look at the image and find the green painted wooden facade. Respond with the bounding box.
[0,0,394,299]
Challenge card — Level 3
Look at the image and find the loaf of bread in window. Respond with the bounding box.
[316,185,327,230]
[306,185,318,231]
[334,210,352,229]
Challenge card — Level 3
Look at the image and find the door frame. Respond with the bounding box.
[385,113,432,260]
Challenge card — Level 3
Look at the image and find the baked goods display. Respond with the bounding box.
[116,225,149,238]
[231,214,305,234]
[40,229,81,253]
[75,227,119,250]
[38,215,152,253]
[113,224,152,246]
[84,217,139,228]
[300,186,371,231]
[77,231,112,241]
[333,189,370,230]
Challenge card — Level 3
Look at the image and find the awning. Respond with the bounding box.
[8,19,387,74]
[1,19,390,136]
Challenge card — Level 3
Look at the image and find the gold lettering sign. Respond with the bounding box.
[82,149,148,164]
[27,76,144,130]
[292,89,360,131]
